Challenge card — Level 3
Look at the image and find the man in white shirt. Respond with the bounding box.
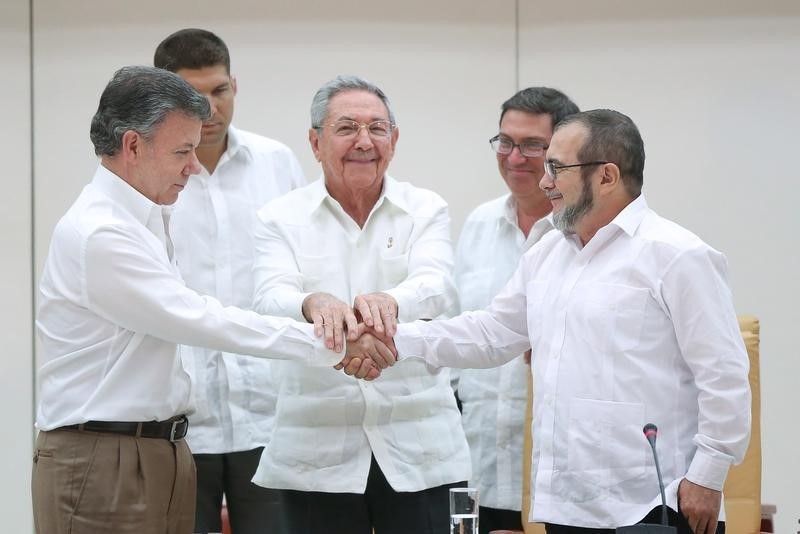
[456,87,578,534]
[32,66,392,534]
[154,28,305,534]
[251,75,470,534]
[389,109,751,534]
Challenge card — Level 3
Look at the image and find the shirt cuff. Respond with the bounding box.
[685,448,732,491]
[296,322,344,367]
[395,322,426,362]
[384,287,419,322]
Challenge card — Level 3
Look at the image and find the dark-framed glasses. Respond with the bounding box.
[489,135,547,158]
[322,119,394,138]
[544,160,609,179]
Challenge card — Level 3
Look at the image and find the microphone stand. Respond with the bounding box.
[616,424,677,533]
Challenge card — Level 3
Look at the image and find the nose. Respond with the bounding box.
[353,126,374,149]
[539,168,554,191]
[205,95,219,116]
[186,150,203,175]
[507,145,528,165]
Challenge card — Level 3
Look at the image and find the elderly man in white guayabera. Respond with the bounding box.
[251,75,470,534]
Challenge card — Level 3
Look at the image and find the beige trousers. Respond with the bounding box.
[32,428,196,534]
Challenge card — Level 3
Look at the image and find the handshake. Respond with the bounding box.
[302,291,401,381]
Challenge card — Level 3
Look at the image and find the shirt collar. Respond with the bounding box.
[93,164,161,226]
[608,194,649,237]
[502,194,555,232]
[223,124,250,162]
[308,174,409,215]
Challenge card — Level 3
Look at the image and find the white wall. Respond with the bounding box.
[8,1,796,532]
[0,0,33,532]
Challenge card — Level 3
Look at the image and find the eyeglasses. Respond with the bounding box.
[319,119,395,139]
[489,135,547,158]
[544,160,609,179]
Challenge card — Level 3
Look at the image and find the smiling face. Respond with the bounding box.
[540,121,596,233]
[131,111,203,205]
[496,110,554,204]
[176,65,236,149]
[309,90,398,194]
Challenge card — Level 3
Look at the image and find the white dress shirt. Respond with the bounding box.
[395,195,751,528]
[36,165,341,431]
[455,194,553,511]
[170,126,305,454]
[251,175,471,493]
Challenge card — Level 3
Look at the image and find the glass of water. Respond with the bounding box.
[449,487,478,534]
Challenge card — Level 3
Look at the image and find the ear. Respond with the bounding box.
[390,125,399,151]
[119,130,143,163]
[230,75,238,96]
[309,127,322,162]
[599,162,621,193]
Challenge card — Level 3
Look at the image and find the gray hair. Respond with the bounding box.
[310,75,396,131]
[90,65,211,156]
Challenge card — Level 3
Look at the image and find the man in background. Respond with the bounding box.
[455,87,578,534]
[155,28,305,534]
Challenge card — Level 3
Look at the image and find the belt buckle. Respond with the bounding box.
[169,417,186,442]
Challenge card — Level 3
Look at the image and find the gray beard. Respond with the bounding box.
[553,175,593,233]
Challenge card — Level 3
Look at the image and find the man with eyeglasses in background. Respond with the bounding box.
[154,28,305,534]
[386,109,751,534]
[249,75,470,534]
[454,87,578,534]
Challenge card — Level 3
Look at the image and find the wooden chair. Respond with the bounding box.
[521,316,762,534]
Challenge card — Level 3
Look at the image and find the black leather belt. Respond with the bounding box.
[60,416,188,442]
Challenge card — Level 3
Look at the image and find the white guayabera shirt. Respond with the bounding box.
[251,175,471,493]
[170,126,305,454]
[395,195,751,528]
[455,194,553,511]
[36,165,341,431]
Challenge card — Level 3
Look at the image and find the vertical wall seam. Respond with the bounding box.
[29,0,36,446]
[515,0,520,91]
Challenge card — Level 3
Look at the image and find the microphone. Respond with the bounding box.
[615,423,676,533]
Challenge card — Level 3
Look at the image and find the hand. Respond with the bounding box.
[353,292,398,336]
[335,325,397,378]
[340,356,381,381]
[678,478,722,534]
[302,292,359,352]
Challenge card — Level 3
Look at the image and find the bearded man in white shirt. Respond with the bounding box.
[388,109,751,534]
[251,75,470,534]
[455,87,578,534]
[32,66,392,534]
[154,28,306,534]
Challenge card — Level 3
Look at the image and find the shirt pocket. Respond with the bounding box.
[379,250,409,288]
[389,384,462,466]
[268,394,348,469]
[566,397,646,488]
[570,283,648,353]
[296,254,341,293]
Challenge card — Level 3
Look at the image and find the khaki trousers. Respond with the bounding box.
[32,428,196,534]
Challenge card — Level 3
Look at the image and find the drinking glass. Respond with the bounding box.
[449,487,478,534]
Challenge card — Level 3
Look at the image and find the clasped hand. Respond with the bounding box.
[302,292,399,380]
